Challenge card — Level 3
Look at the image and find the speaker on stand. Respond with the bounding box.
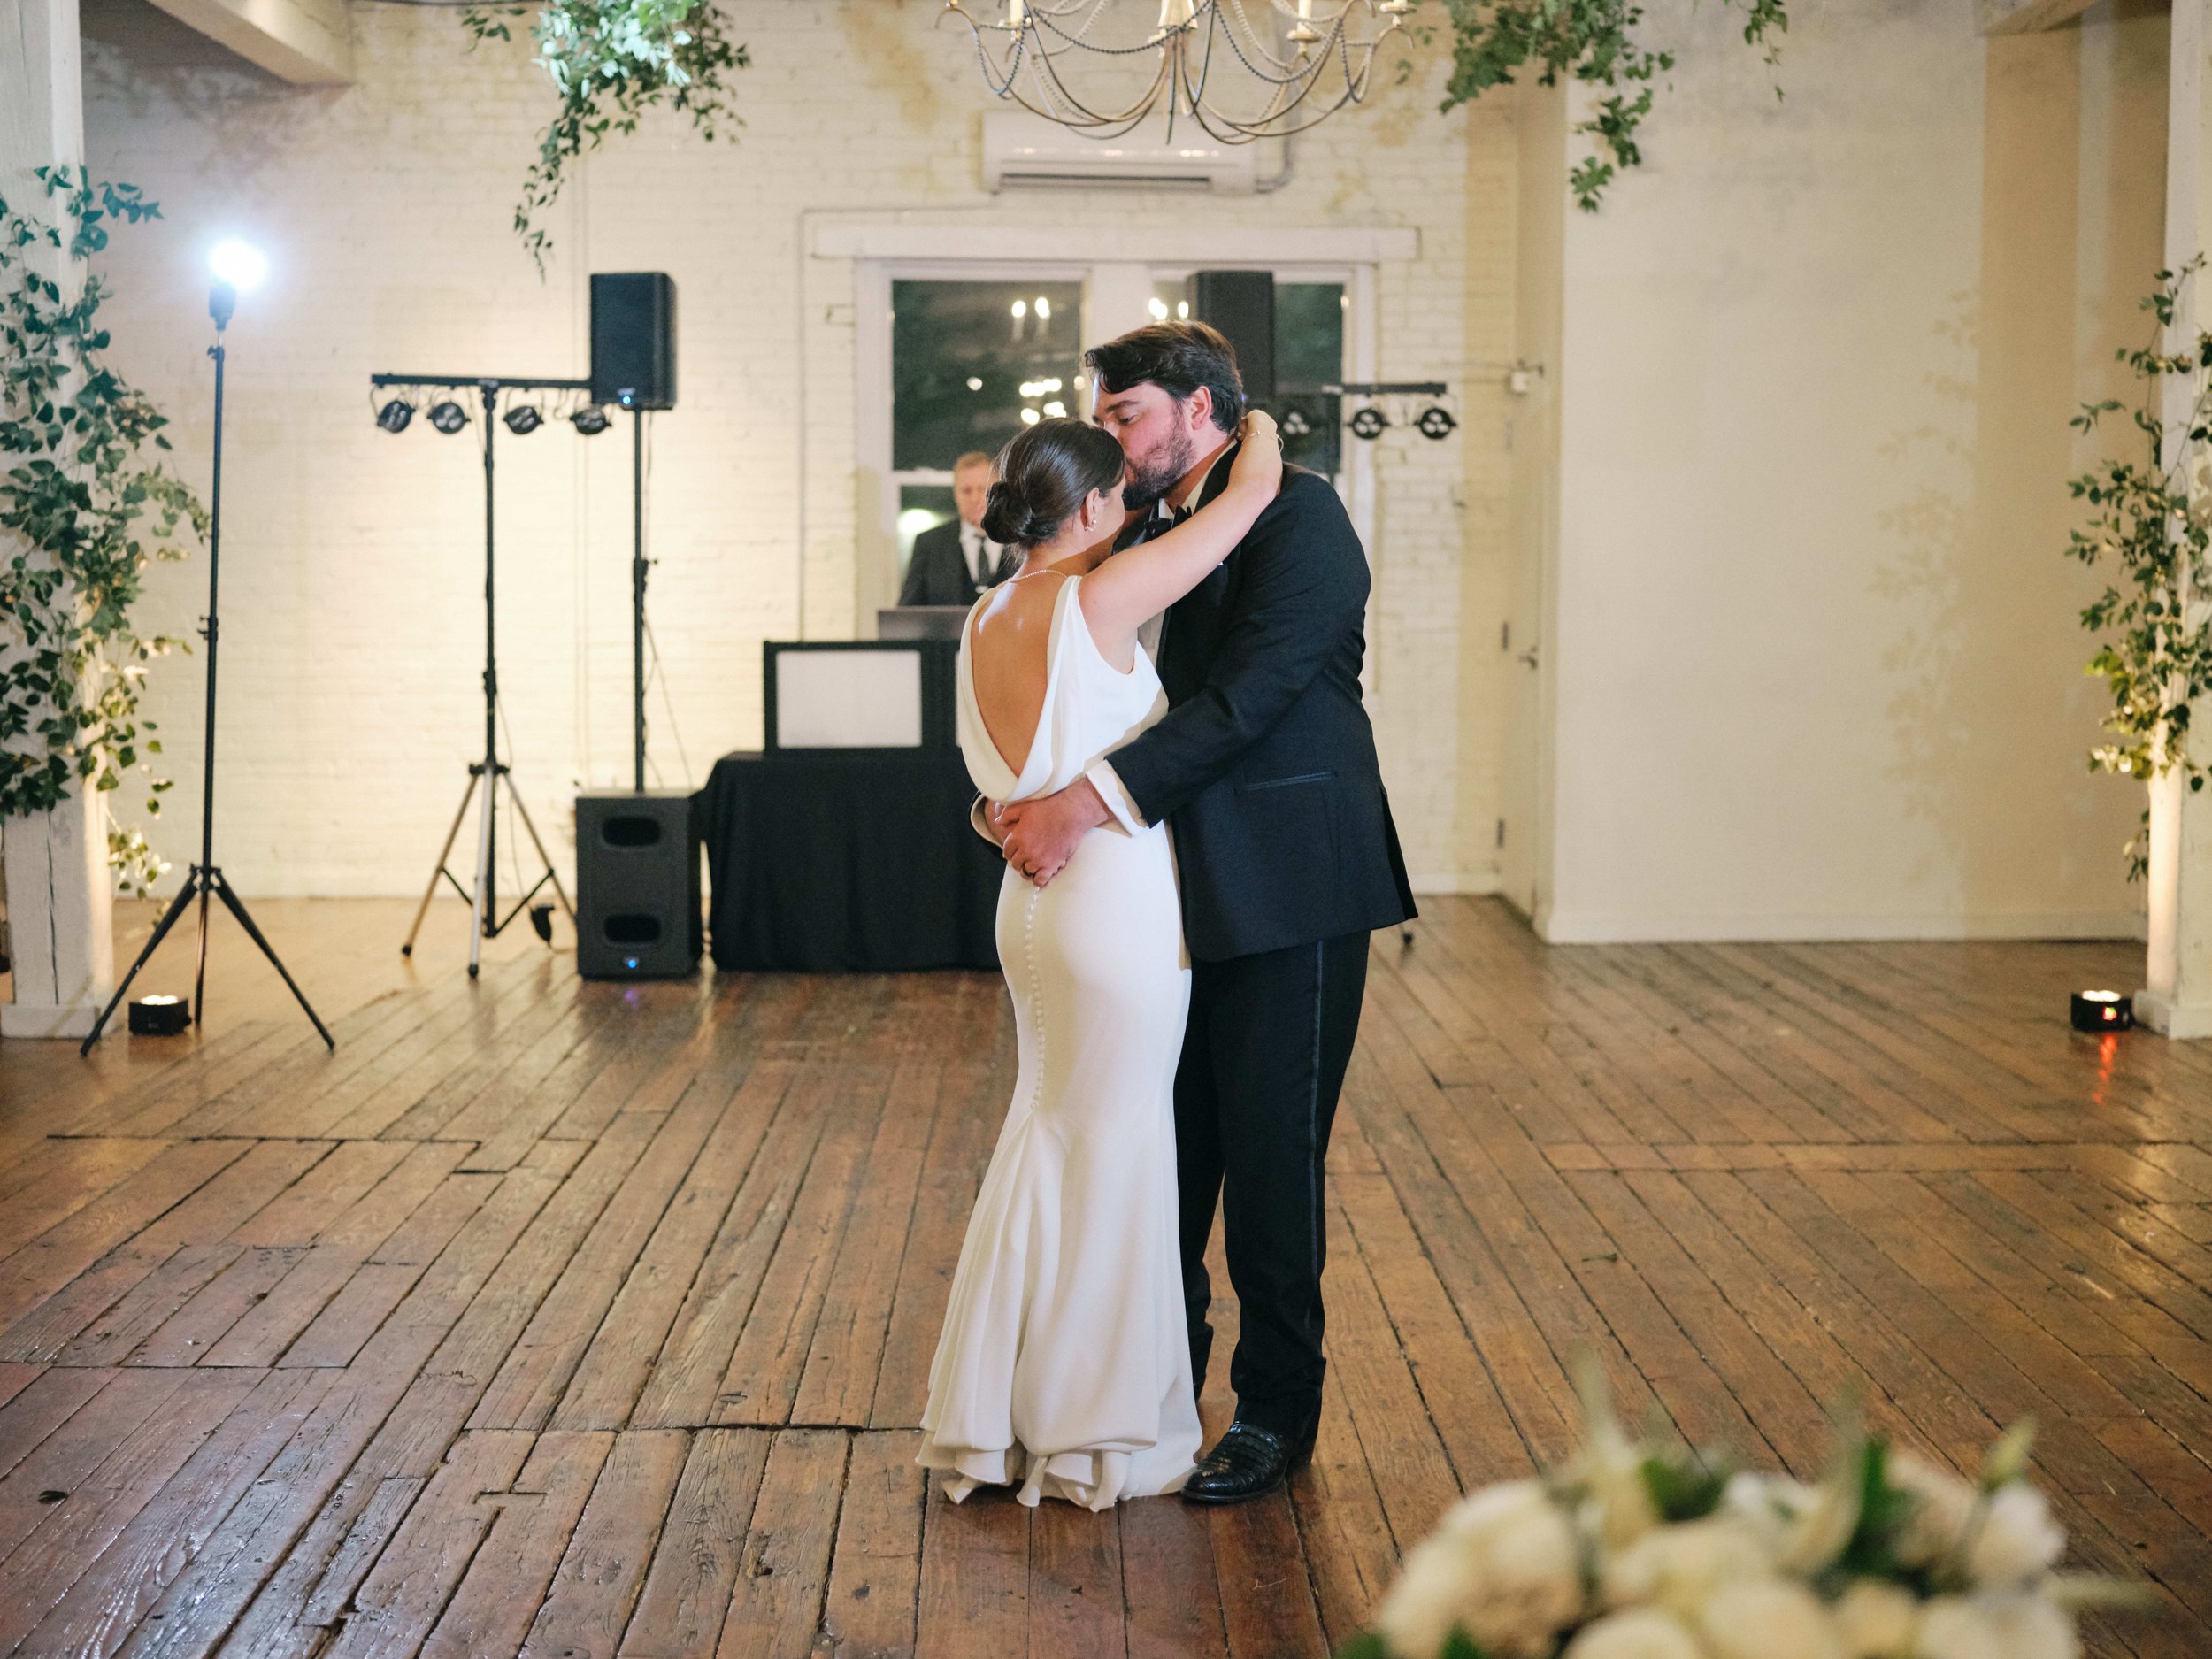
[1191,269,1276,407]
[579,273,702,979]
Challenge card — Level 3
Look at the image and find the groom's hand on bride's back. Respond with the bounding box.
[997,779,1110,887]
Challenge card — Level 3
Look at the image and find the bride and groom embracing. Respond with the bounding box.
[918,322,1417,1511]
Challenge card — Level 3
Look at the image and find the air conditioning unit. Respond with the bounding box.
[982,112,1258,193]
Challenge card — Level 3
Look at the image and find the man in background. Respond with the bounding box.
[900,450,1017,606]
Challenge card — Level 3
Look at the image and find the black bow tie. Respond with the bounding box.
[1133,504,1191,544]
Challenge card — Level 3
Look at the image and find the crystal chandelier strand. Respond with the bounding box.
[941,0,1404,146]
[951,2,1179,134]
[1180,5,1380,141]
[981,14,1178,133]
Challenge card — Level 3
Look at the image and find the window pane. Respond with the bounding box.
[1148,278,1194,326]
[897,484,956,578]
[1275,282,1344,478]
[893,280,1086,472]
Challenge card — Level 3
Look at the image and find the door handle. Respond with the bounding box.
[1517,646,1540,669]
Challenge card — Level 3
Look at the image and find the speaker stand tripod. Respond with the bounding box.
[378,373,585,977]
[402,755,572,979]
[82,281,334,1053]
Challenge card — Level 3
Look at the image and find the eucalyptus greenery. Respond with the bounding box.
[1437,0,1789,210]
[1,168,203,895]
[459,0,748,268]
[2069,259,2212,879]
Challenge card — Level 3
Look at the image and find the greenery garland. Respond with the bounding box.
[449,0,1784,265]
[1437,0,1789,211]
[1,168,203,896]
[459,0,748,269]
[2069,260,2212,879]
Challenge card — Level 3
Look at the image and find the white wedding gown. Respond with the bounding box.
[917,574,1203,1510]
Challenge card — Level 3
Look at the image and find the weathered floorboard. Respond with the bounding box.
[0,896,2195,1659]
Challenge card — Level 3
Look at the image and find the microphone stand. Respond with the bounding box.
[81,280,334,1055]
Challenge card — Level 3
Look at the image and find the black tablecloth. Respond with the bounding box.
[697,749,1002,972]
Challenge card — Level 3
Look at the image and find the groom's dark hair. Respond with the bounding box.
[1085,323,1244,434]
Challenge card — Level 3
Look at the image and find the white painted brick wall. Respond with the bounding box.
[79,0,1501,896]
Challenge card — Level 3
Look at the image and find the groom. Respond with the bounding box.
[997,322,1416,1503]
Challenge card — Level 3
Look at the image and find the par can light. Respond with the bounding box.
[2070,990,2134,1033]
[207,240,267,294]
[572,405,611,435]
[128,995,192,1037]
[427,400,469,435]
[503,403,543,436]
[376,398,415,434]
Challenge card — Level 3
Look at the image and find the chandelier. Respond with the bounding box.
[943,0,1411,144]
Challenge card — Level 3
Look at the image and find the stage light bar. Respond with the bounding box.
[572,405,611,435]
[503,404,543,436]
[376,398,415,434]
[427,401,469,435]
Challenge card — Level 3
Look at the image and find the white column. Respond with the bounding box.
[2139,0,2212,1039]
[1,0,113,1042]
[1083,263,1156,354]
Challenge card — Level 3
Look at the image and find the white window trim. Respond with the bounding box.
[818,220,1417,265]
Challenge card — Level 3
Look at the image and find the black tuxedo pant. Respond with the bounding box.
[1175,928,1371,1441]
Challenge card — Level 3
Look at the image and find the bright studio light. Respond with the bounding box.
[208,240,267,293]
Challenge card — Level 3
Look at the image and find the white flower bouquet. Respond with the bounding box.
[1340,1371,2149,1659]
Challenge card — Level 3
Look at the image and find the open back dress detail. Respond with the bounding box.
[917,575,1202,1510]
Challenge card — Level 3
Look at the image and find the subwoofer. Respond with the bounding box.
[589,273,678,411]
[576,790,702,979]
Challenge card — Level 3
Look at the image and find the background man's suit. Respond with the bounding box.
[1101,450,1416,1443]
[900,518,1014,607]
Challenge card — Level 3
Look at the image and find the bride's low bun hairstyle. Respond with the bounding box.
[981,419,1125,549]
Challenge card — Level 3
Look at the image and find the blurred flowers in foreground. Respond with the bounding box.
[1338,1367,2151,1659]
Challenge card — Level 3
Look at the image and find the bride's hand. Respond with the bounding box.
[1229,409,1282,495]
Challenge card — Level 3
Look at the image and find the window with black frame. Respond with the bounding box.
[892,279,1086,574]
[1148,276,1345,481]
[1272,282,1345,481]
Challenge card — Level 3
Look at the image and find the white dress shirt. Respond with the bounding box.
[959,520,1005,588]
[1086,447,1225,835]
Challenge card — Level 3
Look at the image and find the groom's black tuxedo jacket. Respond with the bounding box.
[1111,450,1416,962]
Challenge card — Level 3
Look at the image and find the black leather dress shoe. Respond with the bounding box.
[1180,1420,1317,1505]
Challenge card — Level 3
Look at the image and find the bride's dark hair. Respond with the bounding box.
[981,419,1125,549]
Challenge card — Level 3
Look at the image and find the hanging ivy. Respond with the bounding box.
[1437,0,1789,211]
[459,0,749,269]
[1,168,203,896]
[2069,260,2212,879]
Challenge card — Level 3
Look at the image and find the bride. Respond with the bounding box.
[916,410,1283,1509]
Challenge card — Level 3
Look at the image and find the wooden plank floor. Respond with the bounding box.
[1,896,2208,1657]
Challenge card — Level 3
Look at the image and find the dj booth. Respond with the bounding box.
[697,610,1004,972]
